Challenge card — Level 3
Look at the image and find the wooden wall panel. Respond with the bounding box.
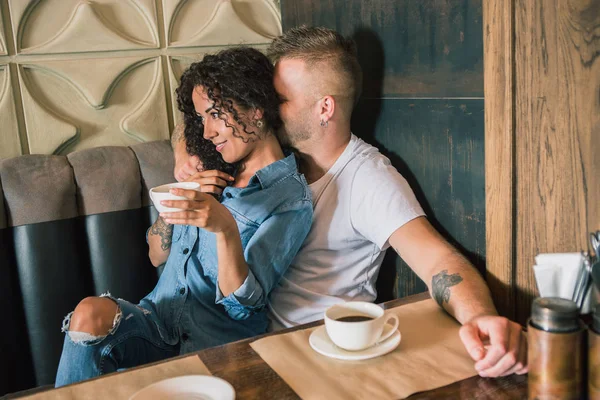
[483,0,515,319]
[485,0,599,323]
[282,1,485,300]
[282,0,483,97]
[513,0,600,323]
[353,99,485,299]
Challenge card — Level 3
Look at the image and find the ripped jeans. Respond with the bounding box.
[55,294,179,387]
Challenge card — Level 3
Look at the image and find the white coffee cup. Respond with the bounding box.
[149,182,200,213]
[324,301,399,351]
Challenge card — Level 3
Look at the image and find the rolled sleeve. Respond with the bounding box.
[215,269,264,320]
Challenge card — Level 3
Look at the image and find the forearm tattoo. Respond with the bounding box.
[432,269,463,307]
[150,216,173,251]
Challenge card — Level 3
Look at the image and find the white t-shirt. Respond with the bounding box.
[268,134,425,330]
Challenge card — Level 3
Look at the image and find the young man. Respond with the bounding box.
[263,26,527,378]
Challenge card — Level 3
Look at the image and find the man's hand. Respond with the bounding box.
[173,136,202,182]
[175,155,201,182]
[459,315,528,377]
[185,170,234,197]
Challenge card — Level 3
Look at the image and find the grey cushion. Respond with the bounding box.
[0,155,77,227]
[131,140,175,207]
[68,147,142,215]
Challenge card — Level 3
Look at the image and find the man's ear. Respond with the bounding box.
[318,95,335,123]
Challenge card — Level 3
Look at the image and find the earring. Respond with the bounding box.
[256,120,264,128]
[320,120,328,127]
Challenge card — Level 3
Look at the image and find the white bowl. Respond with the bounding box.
[149,182,200,213]
[129,375,235,400]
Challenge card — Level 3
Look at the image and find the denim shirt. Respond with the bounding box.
[140,154,312,354]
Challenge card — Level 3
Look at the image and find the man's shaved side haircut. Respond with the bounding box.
[267,25,362,107]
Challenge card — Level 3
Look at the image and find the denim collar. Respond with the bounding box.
[247,152,298,189]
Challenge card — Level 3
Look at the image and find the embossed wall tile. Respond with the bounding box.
[18,57,169,155]
[1,0,281,162]
[9,0,159,54]
[0,65,22,159]
[0,6,7,56]
[164,0,281,47]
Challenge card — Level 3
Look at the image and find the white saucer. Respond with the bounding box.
[129,375,235,400]
[309,326,401,361]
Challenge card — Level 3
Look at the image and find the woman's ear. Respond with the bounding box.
[252,108,264,122]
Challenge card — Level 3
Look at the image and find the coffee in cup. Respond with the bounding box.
[149,182,200,213]
[324,301,399,351]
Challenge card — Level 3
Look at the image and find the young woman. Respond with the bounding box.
[55,47,313,386]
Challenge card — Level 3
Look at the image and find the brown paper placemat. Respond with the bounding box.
[250,299,477,399]
[22,355,211,400]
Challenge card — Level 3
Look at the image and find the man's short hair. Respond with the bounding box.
[267,26,362,106]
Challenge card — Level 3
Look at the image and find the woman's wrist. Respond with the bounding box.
[215,222,239,240]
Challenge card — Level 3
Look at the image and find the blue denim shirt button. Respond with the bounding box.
[181,333,189,341]
[182,248,189,255]
[179,287,185,295]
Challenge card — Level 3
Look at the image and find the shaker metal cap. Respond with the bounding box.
[531,297,580,332]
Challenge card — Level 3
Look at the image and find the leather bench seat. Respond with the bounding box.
[0,141,174,395]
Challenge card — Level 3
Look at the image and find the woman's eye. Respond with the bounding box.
[210,112,219,119]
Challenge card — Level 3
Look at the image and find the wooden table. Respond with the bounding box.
[199,292,527,399]
[8,292,527,399]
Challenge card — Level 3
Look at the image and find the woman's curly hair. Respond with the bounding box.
[176,47,282,176]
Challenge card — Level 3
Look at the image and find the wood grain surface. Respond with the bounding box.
[514,0,600,323]
[484,0,516,319]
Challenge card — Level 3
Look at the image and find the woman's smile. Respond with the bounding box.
[214,141,226,152]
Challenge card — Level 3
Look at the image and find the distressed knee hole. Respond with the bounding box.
[61,300,123,344]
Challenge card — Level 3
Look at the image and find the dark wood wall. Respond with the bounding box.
[280,0,485,301]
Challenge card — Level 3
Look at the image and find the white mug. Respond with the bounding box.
[149,182,200,213]
[324,301,399,351]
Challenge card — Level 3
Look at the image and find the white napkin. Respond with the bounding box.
[533,253,596,313]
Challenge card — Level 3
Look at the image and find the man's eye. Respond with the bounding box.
[210,112,219,119]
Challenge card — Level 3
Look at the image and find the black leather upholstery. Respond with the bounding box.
[13,218,95,386]
[1,209,160,393]
[85,208,158,300]
[0,141,173,395]
[0,227,36,394]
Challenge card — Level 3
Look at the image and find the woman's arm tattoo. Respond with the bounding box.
[150,217,173,251]
[432,269,463,306]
